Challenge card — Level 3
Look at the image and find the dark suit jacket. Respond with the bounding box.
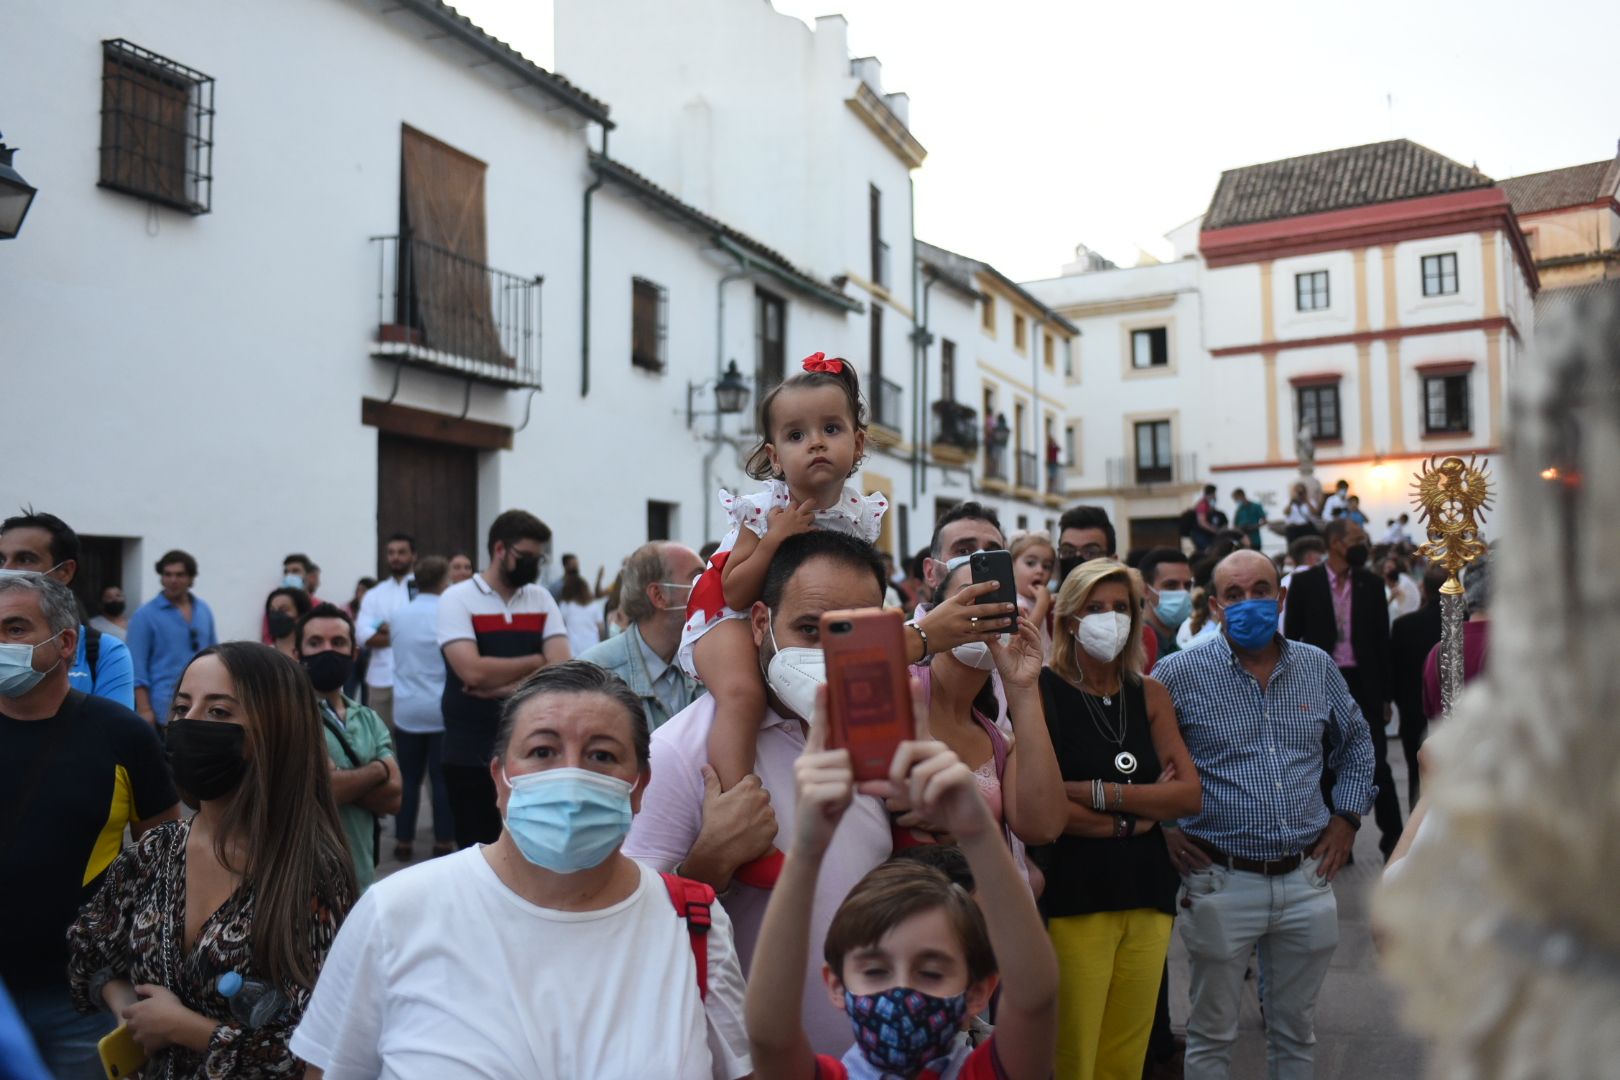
[1390,603,1442,733]
[1284,563,1393,702]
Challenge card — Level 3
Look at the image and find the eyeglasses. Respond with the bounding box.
[1059,545,1106,561]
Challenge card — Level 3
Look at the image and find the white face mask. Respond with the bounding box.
[763,616,826,720]
[1075,611,1132,662]
[950,641,997,670]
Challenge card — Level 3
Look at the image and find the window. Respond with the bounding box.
[940,338,957,403]
[1064,423,1078,471]
[981,295,996,334]
[1295,270,1330,311]
[754,289,786,402]
[1295,383,1342,441]
[631,278,667,371]
[647,500,677,541]
[1014,313,1028,352]
[1131,327,1168,368]
[1424,373,1471,435]
[1422,253,1459,297]
[99,39,214,214]
[1134,420,1172,484]
[1044,333,1055,369]
[869,185,888,288]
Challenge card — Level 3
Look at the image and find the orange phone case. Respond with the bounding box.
[821,608,914,782]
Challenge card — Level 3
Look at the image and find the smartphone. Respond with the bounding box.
[969,549,1018,632]
[98,1024,147,1079]
[820,608,914,782]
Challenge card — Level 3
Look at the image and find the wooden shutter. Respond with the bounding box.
[101,55,190,205]
[400,125,508,366]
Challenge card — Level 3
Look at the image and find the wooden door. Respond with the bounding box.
[377,434,478,571]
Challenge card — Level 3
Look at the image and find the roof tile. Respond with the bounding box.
[1500,160,1616,216]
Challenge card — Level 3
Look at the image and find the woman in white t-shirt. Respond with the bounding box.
[291,662,751,1080]
[558,572,605,656]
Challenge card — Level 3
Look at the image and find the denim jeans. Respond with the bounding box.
[394,729,454,844]
[1178,858,1339,1080]
[13,982,114,1080]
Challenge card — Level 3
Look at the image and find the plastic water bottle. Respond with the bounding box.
[216,971,286,1029]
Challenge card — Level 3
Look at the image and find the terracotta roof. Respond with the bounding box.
[390,0,613,127]
[589,154,861,313]
[1203,139,1493,231]
[917,241,1079,335]
[1500,159,1617,216]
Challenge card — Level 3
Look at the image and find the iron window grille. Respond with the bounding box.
[1423,373,1471,434]
[1131,327,1168,368]
[1422,253,1459,297]
[1295,270,1330,311]
[1296,384,1342,441]
[631,277,668,372]
[99,39,214,214]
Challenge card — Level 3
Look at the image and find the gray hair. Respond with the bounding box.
[0,571,80,635]
[1463,555,1491,617]
[493,660,650,768]
[616,542,670,625]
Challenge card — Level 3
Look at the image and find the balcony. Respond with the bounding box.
[1017,449,1040,491]
[1106,452,1200,490]
[931,400,978,449]
[370,234,542,389]
[873,375,904,432]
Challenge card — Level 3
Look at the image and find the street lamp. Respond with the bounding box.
[687,359,751,428]
[0,134,37,240]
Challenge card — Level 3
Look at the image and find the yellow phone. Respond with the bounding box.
[98,1024,147,1079]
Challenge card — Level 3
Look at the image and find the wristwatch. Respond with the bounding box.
[1332,810,1362,831]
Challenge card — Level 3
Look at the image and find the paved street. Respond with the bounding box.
[378,730,1433,1078]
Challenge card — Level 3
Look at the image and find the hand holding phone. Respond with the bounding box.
[969,549,1018,633]
[98,1024,147,1079]
[820,608,914,781]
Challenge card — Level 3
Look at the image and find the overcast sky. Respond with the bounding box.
[454,0,1617,281]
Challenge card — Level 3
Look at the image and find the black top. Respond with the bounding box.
[1033,669,1179,919]
[0,690,178,990]
[1390,603,1442,733]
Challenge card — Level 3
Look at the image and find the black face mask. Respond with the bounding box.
[301,650,354,693]
[505,554,542,588]
[267,610,297,640]
[102,601,126,617]
[1345,544,1370,569]
[166,719,249,801]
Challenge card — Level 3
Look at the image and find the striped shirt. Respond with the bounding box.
[1154,633,1375,860]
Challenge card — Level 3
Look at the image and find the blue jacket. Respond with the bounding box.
[576,624,698,732]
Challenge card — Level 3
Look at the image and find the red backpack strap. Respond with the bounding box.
[661,873,715,1002]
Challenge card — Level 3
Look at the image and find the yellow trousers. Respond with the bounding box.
[1049,908,1173,1080]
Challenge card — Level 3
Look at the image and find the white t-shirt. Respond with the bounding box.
[291,849,751,1080]
[356,574,416,688]
[560,600,604,657]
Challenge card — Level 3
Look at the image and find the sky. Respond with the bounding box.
[453,0,1617,282]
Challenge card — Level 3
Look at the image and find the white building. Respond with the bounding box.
[1,0,1060,632]
[1026,139,1536,553]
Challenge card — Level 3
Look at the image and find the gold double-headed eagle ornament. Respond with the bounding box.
[1411,455,1493,595]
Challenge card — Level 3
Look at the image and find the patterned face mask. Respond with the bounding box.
[844,986,967,1075]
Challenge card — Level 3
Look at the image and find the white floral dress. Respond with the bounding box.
[677,479,888,679]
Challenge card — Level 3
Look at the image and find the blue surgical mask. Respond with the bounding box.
[501,766,635,873]
[281,573,305,590]
[1223,598,1279,651]
[0,630,65,698]
[1154,590,1192,628]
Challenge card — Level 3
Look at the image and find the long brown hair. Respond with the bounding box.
[744,356,868,480]
[182,642,357,989]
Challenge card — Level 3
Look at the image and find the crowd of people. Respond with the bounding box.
[0,355,1489,1080]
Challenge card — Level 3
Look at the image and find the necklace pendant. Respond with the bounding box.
[1102,695,1112,705]
[1114,751,1138,776]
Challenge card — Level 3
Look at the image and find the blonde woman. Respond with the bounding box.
[1035,560,1201,1080]
[1010,531,1058,659]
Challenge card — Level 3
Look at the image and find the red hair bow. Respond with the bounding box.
[802,353,844,374]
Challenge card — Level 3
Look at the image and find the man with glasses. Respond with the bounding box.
[578,541,704,731]
[1057,504,1116,580]
[126,549,217,726]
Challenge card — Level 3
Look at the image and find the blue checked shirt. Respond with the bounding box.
[1154,634,1375,860]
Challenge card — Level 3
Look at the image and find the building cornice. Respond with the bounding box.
[1209,315,1520,358]
[1051,292,1180,319]
[845,82,927,170]
[1199,187,1540,292]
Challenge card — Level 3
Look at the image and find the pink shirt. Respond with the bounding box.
[1327,565,1357,668]
[622,694,893,1057]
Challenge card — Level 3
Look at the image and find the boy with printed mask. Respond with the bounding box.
[746,686,1059,1080]
[1136,548,1194,671]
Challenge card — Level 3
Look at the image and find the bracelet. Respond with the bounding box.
[1092,779,1106,813]
[1112,782,1125,810]
[914,625,930,662]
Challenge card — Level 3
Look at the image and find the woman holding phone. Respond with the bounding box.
[899,554,1065,878]
[67,642,355,1079]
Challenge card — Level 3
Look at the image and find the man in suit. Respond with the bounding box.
[1284,517,1404,857]
[1389,564,1447,807]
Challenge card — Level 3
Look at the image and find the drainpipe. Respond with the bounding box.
[580,126,609,397]
[913,273,936,503]
[702,255,753,543]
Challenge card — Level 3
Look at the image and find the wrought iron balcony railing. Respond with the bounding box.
[371,233,542,389]
[1106,452,1200,489]
[1017,450,1040,490]
[931,400,979,452]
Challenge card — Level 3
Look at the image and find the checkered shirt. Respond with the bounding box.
[1153,633,1375,860]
